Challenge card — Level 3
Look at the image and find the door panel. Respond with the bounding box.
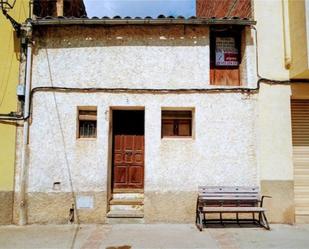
[114,166,127,184]
[113,135,144,189]
[129,166,143,184]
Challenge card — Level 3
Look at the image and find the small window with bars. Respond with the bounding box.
[77,107,97,139]
[161,110,193,138]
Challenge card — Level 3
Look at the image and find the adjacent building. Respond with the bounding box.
[0,0,29,225]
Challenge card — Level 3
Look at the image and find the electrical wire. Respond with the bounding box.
[1,77,309,122]
[2,22,309,122]
[44,49,80,249]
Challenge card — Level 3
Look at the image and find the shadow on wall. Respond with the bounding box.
[34,25,209,50]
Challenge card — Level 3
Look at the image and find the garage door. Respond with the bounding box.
[291,100,309,223]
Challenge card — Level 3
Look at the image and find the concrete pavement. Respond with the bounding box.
[0,224,308,249]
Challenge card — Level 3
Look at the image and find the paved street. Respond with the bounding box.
[0,224,308,249]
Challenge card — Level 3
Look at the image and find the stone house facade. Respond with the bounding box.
[9,0,309,225]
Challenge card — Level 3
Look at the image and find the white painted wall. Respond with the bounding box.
[254,0,290,80]
[28,92,258,193]
[257,84,293,181]
[254,1,294,181]
[23,25,259,194]
[31,25,256,89]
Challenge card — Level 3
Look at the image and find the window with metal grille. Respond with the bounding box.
[77,107,97,138]
[161,110,192,137]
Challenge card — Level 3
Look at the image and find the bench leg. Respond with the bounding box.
[258,212,262,224]
[196,211,203,231]
[257,211,270,230]
[236,212,240,226]
[252,212,258,225]
[261,212,270,230]
[220,212,224,227]
[203,213,206,226]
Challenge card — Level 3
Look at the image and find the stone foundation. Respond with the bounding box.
[14,192,107,224]
[0,191,13,224]
[144,191,196,223]
[261,180,295,224]
[9,186,299,224]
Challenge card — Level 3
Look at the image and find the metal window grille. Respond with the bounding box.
[78,108,97,138]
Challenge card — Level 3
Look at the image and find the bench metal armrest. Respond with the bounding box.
[260,195,272,207]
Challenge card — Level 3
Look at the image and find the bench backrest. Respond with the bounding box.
[198,186,260,206]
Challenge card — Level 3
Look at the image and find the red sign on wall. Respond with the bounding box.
[215,37,239,66]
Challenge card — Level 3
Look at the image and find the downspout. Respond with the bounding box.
[282,0,291,69]
[19,22,33,226]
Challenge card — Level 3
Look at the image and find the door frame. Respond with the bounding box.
[107,107,145,206]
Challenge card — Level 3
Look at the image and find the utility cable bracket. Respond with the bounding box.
[1,8,21,36]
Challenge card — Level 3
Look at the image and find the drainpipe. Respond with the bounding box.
[282,0,291,69]
[19,23,33,226]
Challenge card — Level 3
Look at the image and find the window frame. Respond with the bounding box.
[210,26,242,86]
[77,106,98,139]
[161,109,194,139]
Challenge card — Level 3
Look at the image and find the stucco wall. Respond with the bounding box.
[254,0,289,80]
[258,84,293,181]
[257,84,294,223]
[254,0,297,223]
[32,25,256,89]
[28,93,257,192]
[21,92,258,223]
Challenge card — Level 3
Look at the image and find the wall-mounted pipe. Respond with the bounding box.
[19,39,33,226]
[282,0,292,69]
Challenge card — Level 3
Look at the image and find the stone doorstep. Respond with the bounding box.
[108,192,144,218]
[109,199,144,205]
[109,204,144,212]
[106,217,145,224]
[107,210,144,218]
[112,193,144,200]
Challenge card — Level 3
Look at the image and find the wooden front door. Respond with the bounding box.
[113,135,144,189]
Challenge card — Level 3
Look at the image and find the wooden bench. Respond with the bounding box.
[196,186,271,231]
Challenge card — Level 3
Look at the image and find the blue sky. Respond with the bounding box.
[83,0,196,18]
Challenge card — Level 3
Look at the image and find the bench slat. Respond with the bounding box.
[199,193,259,197]
[198,186,259,192]
[199,196,259,200]
[203,207,266,212]
[199,191,259,195]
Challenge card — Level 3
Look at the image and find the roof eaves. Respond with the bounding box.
[29,17,256,26]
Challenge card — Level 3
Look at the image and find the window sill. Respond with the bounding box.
[161,136,194,141]
[76,138,97,141]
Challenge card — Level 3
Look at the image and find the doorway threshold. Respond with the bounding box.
[108,192,144,219]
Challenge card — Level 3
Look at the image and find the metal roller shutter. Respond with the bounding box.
[291,100,309,223]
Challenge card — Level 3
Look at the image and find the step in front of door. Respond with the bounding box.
[107,210,144,218]
[110,198,144,205]
[112,193,144,200]
[110,204,143,212]
[108,192,144,219]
